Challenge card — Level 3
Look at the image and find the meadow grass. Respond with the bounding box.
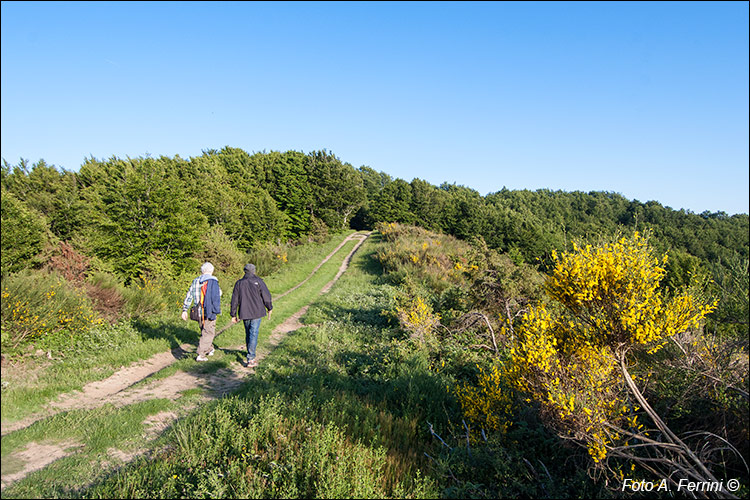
[1,395,202,499]
[2,233,444,498]
[0,232,357,429]
[261,230,356,295]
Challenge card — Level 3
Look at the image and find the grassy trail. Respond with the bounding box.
[67,231,438,499]
[0,231,371,494]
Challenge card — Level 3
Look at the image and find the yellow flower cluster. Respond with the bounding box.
[544,232,716,347]
[396,296,441,341]
[135,274,162,292]
[455,364,513,432]
[2,281,103,347]
[379,222,400,241]
[504,233,717,463]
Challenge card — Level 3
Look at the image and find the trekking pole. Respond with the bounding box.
[214,319,240,339]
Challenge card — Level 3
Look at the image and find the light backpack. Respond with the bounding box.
[189,281,209,326]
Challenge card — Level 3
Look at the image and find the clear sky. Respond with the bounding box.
[2,1,748,215]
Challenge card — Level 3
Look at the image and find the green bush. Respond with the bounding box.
[1,270,102,357]
[121,275,171,319]
[195,225,245,276]
[36,317,145,359]
[244,242,291,277]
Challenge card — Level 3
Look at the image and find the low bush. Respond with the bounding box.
[1,269,103,358]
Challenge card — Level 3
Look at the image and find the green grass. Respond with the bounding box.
[2,233,444,498]
[0,232,358,428]
[262,230,356,295]
[1,395,200,499]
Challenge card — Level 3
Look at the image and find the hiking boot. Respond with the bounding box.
[196,355,209,362]
[208,348,215,356]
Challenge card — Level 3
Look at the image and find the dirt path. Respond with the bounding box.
[0,232,370,491]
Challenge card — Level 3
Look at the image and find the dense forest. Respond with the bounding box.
[2,146,748,344]
[2,146,747,280]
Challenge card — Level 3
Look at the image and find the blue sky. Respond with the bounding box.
[2,1,748,215]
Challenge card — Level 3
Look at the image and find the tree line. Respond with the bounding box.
[2,146,748,288]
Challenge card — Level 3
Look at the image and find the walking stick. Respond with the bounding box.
[214,320,239,338]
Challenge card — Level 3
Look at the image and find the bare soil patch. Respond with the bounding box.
[1,439,82,490]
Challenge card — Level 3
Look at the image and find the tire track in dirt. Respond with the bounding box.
[0,232,370,491]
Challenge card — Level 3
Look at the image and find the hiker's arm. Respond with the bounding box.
[230,282,239,321]
[181,280,196,321]
[229,281,240,318]
[261,282,273,315]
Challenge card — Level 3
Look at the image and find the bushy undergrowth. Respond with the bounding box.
[1,270,103,357]
[374,224,749,496]
[85,394,435,499]
[1,269,176,359]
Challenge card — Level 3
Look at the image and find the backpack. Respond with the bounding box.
[189,281,209,326]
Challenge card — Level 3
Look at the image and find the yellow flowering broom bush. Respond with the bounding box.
[1,270,103,355]
[396,295,441,344]
[507,232,720,478]
[454,363,513,433]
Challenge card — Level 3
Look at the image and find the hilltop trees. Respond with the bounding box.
[1,147,747,312]
[306,150,366,230]
[1,149,373,281]
[81,157,208,279]
[0,191,49,275]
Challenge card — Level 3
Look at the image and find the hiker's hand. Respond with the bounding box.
[181,311,188,321]
[267,310,272,320]
[231,317,238,324]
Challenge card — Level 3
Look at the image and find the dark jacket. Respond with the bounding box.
[230,272,273,320]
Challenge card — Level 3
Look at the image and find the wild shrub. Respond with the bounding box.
[307,215,330,243]
[497,233,744,487]
[396,294,441,346]
[244,241,293,277]
[85,272,126,322]
[46,241,89,283]
[453,361,513,433]
[1,269,103,357]
[194,225,245,276]
[121,275,170,318]
[38,316,145,359]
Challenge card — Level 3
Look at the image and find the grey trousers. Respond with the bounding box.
[197,319,216,356]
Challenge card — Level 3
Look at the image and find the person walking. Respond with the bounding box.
[230,263,273,368]
[181,262,222,361]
